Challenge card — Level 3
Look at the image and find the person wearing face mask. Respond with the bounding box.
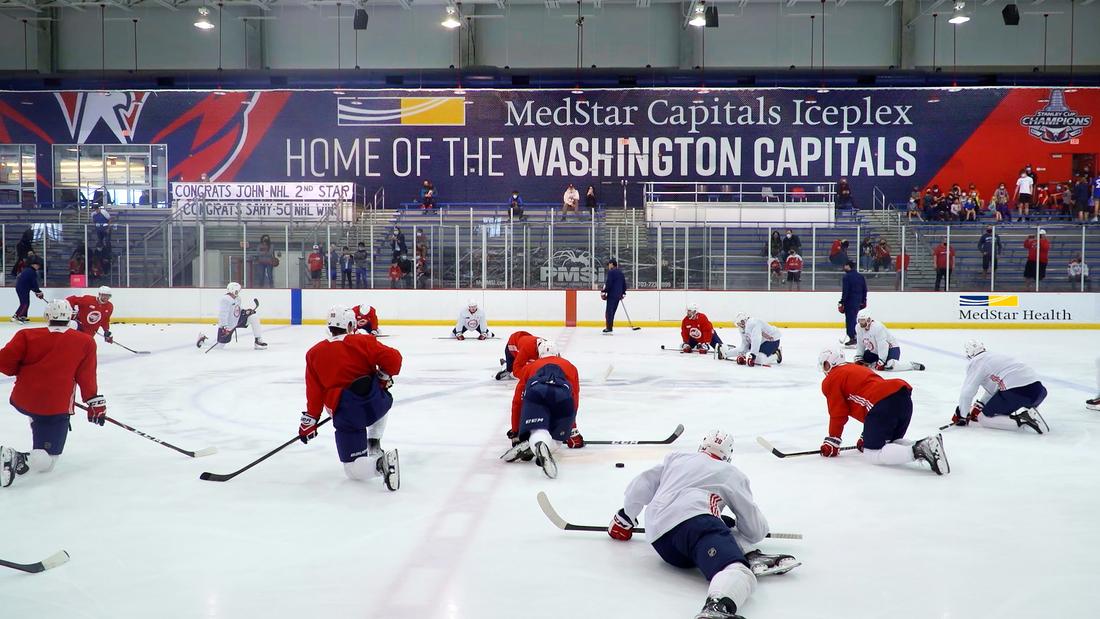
[508,190,526,221]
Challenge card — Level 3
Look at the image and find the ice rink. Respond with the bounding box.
[1,322,1098,619]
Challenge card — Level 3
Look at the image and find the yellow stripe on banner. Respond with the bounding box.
[400,98,465,125]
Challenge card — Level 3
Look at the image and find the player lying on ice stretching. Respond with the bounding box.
[951,340,1049,434]
[681,304,725,358]
[853,309,925,372]
[495,330,544,381]
[729,313,782,366]
[608,430,800,619]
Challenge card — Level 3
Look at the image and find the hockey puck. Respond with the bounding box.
[615,462,625,468]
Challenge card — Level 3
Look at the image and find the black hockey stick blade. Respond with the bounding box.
[74,404,216,458]
[586,424,684,446]
[536,492,801,540]
[756,436,858,458]
[0,550,70,574]
[200,417,332,482]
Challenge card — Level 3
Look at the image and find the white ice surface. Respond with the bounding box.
[1,323,1099,619]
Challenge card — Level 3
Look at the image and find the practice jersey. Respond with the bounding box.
[65,295,114,335]
[733,318,782,356]
[218,294,242,330]
[855,320,899,359]
[304,333,403,418]
[1093,177,1100,198]
[354,304,378,333]
[821,363,911,438]
[0,326,98,416]
[681,312,716,344]
[785,254,803,273]
[511,356,580,434]
[455,307,488,334]
[958,351,1040,413]
[507,331,540,377]
[622,451,769,547]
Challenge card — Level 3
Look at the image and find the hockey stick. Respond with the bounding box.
[0,550,70,574]
[536,492,802,540]
[199,417,332,482]
[756,436,858,458]
[586,424,684,446]
[74,404,216,458]
[620,301,642,331]
[111,340,151,355]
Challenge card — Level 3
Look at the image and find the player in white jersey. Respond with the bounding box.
[1087,358,1100,411]
[854,309,925,372]
[729,313,782,366]
[452,298,492,340]
[608,430,799,619]
[952,340,1048,433]
[195,282,266,350]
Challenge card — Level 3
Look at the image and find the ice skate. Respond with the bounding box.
[775,348,783,365]
[695,596,744,619]
[494,367,511,381]
[1011,407,1049,434]
[745,549,801,576]
[839,336,856,348]
[254,339,268,350]
[533,441,557,479]
[1,446,29,488]
[601,328,613,335]
[500,441,534,462]
[912,434,950,475]
[376,449,399,491]
[912,362,926,371]
[195,334,207,348]
[1087,397,1100,412]
[716,344,726,360]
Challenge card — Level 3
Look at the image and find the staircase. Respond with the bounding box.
[859,210,936,290]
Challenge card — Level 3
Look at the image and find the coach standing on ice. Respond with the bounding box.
[601,258,626,334]
[838,260,866,347]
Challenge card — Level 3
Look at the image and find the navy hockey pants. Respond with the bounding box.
[520,380,575,442]
[686,333,724,347]
[605,298,620,330]
[861,387,913,451]
[15,408,70,456]
[333,376,393,463]
[984,381,1047,417]
[652,514,748,580]
[861,346,901,365]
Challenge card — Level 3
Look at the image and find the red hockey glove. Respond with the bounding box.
[681,343,692,353]
[478,333,487,341]
[85,395,107,426]
[856,435,865,452]
[820,436,841,457]
[600,292,608,301]
[35,291,45,300]
[608,508,634,541]
[735,354,748,365]
[969,401,984,420]
[696,343,710,354]
[298,412,320,444]
[874,361,886,371]
[103,330,114,344]
[456,333,465,341]
[746,353,756,367]
[566,428,585,449]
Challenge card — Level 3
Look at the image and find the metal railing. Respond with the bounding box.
[644,181,836,205]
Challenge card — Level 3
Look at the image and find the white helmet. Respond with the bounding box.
[856,308,872,327]
[326,305,356,332]
[964,339,986,359]
[467,298,478,312]
[226,282,242,296]
[818,347,846,374]
[45,298,74,323]
[734,312,749,328]
[97,286,112,300]
[537,339,559,359]
[699,429,734,462]
[686,303,699,317]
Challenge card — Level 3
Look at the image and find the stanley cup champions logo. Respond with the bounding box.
[1020,89,1092,144]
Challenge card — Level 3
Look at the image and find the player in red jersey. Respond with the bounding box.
[353,302,379,335]
[1,299,106,488]
[501,340,582,478]
[300,305,403,490]
[495,330,541,381]
[817,348,949,475]
[66,286,115,343]
[680,304,725,358]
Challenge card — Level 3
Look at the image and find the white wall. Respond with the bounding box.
[0,11,43,71]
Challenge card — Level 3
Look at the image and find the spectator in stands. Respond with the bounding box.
[388,260,402,289]
[835,178,854,210]
[962,190,979,221]
[839,261,866,346]
[256,234,276,288]
[562,183,580,220]
[339,246,354,289]
[307,244,324,288]
[860,236,875,267]
[585,185,598,212]
[420,179,436,211]
[11,228,33,277]
[508,190,526,221]
[69,244,85,283]
[354,241,369,288]
[1024,163,1037,186]
[829,239,850,268]
[948,197,962,221]
[1014,169,1035,222]
[1068,254,1090,289]
[894,250,911,291]
[388,226,407,262]
[781,229,802,255]
[1023,229,1050,283]
[922,187,936,220]
[329,245,340,282]
[1053,182,1071,219]
[1091,173,1100,221]
[91,205,112,247]
[907,188,924,221]
[872,239,892,272]
[1035,183,1051,217]
[932,241,956,291]
[993,182,1010,221]
[769,256,783,285]
[977,226,1002,277]
[1072,175,1092,222]
[416,234,431,287]
[398,254,414,288]
[768,230,783,259]
[785,249,803,291]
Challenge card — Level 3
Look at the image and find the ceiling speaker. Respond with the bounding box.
[705,6,718,28]
[1002,4,1020,26]
[353,9,369,31]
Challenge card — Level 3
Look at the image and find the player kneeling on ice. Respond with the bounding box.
[196,282,267,350]
[730,313,782,366]
[681,304,725,358]
[1,299,106,489]
[951,340,1049,434]
[818,348,949,475]
[608,430,800,619]
[452,298,492,340]
[300,306,403,490]
[853,309,925,372]
[501,340,583,478]
[66,286,115,344]
[495,330,543,381]
[353,302,379,335]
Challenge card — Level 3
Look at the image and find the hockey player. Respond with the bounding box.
[681,304,724,357]
[452,298,492,340]
[196,282,266,350]
[502,340,582,478]
[608,430,800,619]
[729,313,781,366]
[951,340,1049,434]
[66,286,115,343]
[12,258,44,323]
[818,348,949,475]
[853,309,925,372]
[301,305,402,490]
[353,302,379,335]
[1,299,105,489]
[1088,359,1100,411]
[495,330,542,381]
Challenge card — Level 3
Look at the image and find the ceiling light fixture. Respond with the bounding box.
[948,2,970,25]
[194,7,215,30]
[442,7,462,29]
[689,3,707,28]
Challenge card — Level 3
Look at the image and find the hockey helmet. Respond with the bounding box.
[699,429,734,462]
[537,339,559,359]
[326,305,356,332]
[734,312,750,328]
[818,347,846,374]
[686,303,699,318]
[226,282,242,296]
[964,339,986,359]
[467,298,479,312]
[44,298,74,323]
[97,286,113,302]
[856,308,872,328]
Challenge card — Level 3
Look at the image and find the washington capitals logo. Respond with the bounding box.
[1020,89,1092,144]
[55,92,151,144]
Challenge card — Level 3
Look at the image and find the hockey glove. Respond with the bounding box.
[566,428,585,449]
[696,343,710,354]
[608,508,635,541]
[378,372,394,390]
[874,361,886,371]
[856,435,865,452]
[735,354,748,366]
[35,291,45,300]
[103,330,114,344]
[837,303,845,314]
[600,292,608,301]
[478,333,487,341]
[969,401,984,420]
[819,436,842,458]
[456,333,465,341]
[746,353,756,367]
[85,395,107,426]
[298,412,320,444]
[506,429,520,446]
[681,343,692,353]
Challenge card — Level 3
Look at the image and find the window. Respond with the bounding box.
[0,144,37,207]
[52,144,168,208]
